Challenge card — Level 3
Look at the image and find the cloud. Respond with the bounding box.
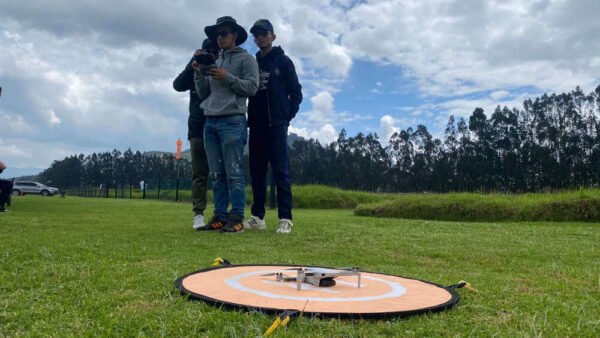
[490,90,510,100]
[289,124,338,145]
[370,81,383,94]
[343,0,600,96]
[0,0,598,170]
[306,91,335,123]
[48,110,62,126]
[379,115,399,144]
[0,0,359,168]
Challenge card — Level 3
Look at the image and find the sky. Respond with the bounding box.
[1,0,599,177]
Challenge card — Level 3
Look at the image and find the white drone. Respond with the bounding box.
[262,267,361,291]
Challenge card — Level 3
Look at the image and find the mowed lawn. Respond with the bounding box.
[1,196,598,336]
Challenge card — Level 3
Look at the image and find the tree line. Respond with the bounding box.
[39,85,600,193]
[38,149,192,195]
[290,85,600,192]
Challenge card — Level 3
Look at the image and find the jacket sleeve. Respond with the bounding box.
[223,54,259,97]
[194,69,210,100]
[284,56,303,120]
[173,58,194,92]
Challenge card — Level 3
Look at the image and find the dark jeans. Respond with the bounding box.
[190,137,209,216]
[249,124,292,220]
[204,115,247,220]
[0,179,13,207]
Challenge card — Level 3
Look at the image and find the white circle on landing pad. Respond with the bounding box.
[176,265,459,317]
[224,270,407,302]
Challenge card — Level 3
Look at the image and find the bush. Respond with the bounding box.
[355,189,600,222]
[292,185,385,209]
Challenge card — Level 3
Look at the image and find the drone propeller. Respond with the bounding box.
[261,272,294,278]
[261,272,298,282]
[284,267,315,276]
[336,267,361,271]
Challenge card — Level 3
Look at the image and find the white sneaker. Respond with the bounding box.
[192,214,204,230]
[243,215,266,230]
[276,219,293,234]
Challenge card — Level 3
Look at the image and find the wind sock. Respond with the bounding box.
[176,138,182,160]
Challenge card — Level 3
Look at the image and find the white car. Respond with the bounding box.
[12,181,60,196]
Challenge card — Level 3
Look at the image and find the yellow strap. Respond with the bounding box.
[211,257,224,266]
[458,280,479,293]
[263,318,281,337]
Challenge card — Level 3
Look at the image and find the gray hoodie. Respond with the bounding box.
[195,47,259,117]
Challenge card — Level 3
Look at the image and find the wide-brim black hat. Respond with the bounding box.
[204,16,248,46]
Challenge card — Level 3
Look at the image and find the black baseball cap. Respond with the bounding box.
[201,38,217,50]
[250,19,274,34]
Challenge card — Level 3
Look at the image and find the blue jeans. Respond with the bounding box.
[204,115,247,220]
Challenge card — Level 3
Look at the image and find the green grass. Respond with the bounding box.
[355,188,600,222]
[1,196,599,336]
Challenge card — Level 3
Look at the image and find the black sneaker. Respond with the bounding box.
[196,217,226,231]
[221,215,245,233]
[0,206,7,213]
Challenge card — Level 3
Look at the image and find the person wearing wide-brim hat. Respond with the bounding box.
[192,16,259,233]
[204,16,248,46]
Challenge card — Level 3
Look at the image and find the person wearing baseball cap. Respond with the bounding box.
[192,17,259,233]
[244,19,303,234]
[173,38,219,230]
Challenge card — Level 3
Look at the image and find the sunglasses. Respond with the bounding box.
[216,30,233,38]
[252,31,270,38]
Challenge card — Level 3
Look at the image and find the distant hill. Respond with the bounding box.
[1,167,42,181]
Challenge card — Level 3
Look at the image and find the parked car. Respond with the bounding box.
[12,181,60,196]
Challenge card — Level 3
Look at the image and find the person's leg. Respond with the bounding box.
[269,125,293,220]
[203,118,229,223]
[0,180,13,211]
[220,114,247,219]
[190,137,209,216]
[249,126,269,219]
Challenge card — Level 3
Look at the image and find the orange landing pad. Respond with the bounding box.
[176,265,459,318]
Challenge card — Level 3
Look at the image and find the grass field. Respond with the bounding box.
[1,196,599,336]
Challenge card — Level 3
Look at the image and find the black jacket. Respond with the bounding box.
[173,58,205,139]
[248,46,302,128]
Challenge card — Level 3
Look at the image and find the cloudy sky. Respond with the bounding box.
[1,0,599,177]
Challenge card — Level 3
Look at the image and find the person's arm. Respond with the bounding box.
[173,58,194,92]
[189,50,211,100]
[0,161,6,174]
[284,57,303,120]
[193,66,211,100]
[222,55,259,97]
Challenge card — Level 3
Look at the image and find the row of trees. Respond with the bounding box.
[39,85,600,193]
[290,85,600,192]
[38,149,192,195]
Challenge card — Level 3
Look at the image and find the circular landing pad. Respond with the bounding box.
[176,265,459,318]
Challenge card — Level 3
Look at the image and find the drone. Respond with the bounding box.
[262,267,361,291]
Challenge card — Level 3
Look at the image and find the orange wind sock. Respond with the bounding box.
[175,138,182,160]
